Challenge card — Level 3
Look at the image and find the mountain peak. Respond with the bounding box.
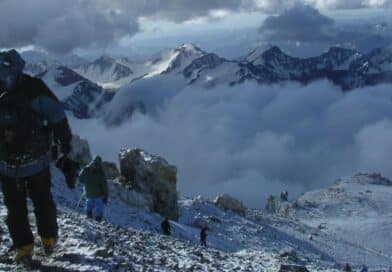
[178,43,203,53]
[262,46,284,56]
[323,46,358,58]
[93,55,116,65]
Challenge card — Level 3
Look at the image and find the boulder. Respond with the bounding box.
[213,194,247,216]
[69,134,92,166]
[279,248,299,262]
[119,148,179,220]
[102,161,120,180]
[265,195,294,218]
[109,178,153,211]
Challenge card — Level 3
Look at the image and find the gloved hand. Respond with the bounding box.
[103,195,108,205]
[61,142,72,155]
[56,156,80,190]
[64,173,76,189]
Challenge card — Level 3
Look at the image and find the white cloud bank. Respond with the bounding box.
[70,80,392,208]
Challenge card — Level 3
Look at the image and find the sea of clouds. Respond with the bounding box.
[70,79,392,207]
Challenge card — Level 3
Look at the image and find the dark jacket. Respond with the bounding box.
[200,228,207,241]
[161,219,171,235]
[79,157,108,199]
[0,74,72,178]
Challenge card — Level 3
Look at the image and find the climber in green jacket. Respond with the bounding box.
[79,156,108,222]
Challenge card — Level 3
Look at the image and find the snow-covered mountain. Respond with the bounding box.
[73,44,209,89]
[18,44,392,123]
[22,50,88,76]
[74,56,136,89]
[94,44,392,93]
[38,66,114,119]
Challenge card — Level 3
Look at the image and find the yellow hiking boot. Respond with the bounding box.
[40,237,57,255]
[15,244,40,268]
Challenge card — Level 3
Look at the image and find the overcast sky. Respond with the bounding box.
[0,0,391,59]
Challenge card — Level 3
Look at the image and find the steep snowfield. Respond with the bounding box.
[1,168,391,270]
[292,173,392,265]
[73,44,207,89]
[39,66,114,119]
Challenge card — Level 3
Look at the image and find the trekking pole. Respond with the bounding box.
[75,192,84,211]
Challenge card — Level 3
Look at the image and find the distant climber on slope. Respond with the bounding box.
[343,263,353,272]
[0,50,73,268]
[200,227,208,247]
[360,264,368,272]
[161,217,171,236]
[79,156,108,222]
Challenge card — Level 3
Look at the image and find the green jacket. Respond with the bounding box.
[79,158,108,199]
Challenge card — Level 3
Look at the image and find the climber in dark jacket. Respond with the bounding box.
[0,50,73,267]
[79,155,108,222]
[200,227,208,247]
[343,263,353,272]
[161,217,171,235]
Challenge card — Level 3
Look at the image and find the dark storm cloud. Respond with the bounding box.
[259,5,334,42]
[0,0,249,53]
[0,0,139,54]
[1,0,391,54]
[259,4,392,51]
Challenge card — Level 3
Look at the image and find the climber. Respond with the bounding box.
[360,265,368,272]
[200,227,208,247]
[79,155,108,222]
[161,217,171,236]
[343,263,353,272]
[280,191,288,201]
[0,50,73,268]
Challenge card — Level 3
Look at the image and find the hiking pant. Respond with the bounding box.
[0,168,58,249]
[86,197,105,218]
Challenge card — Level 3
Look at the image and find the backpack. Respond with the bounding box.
[0,86,51,164]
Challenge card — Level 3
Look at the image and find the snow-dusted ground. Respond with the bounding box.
[0,169,391,271]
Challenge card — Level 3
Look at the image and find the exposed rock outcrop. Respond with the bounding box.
[214,194,247,216]
[69,134,92,165]
[109,177,153,211]
[265,195,294,218]
[118,148,179,220]
[102,161,120,180]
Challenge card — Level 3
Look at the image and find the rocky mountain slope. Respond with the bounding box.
[34,65,114,119]
[1,144,391,271]
[0,168,336,272]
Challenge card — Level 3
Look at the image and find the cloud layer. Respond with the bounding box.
[70,79,392,208]
[1,0,391,54]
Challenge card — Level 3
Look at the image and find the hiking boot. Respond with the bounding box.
[95,216,103,222]
[15,244,40,268]
[15,255,41,269]
[40,237,57,256]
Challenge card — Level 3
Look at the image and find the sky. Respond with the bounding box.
[0,0,391,59]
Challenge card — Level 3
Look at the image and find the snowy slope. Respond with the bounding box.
[74,56,136,89]
[290,173,392,264]
[1,168,391,270]
[39,66,114,119]
[73,44,207,89]
[22,50,87,77]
